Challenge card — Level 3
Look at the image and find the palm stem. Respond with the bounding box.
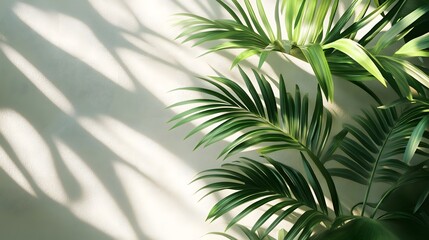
[361,121,396,216]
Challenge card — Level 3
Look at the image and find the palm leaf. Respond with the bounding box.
[323,39,387,87]
[326,104,429,216]
[176,0,429,101]
[170,69,330,157]
[373,4,429,54]
[395,32,429,57]
[170,68,341,215]
[370,160,429,217]
[300,44,334,101]
[195,157,333,239]
[404,116,429,163]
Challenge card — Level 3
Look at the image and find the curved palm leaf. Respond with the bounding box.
[326,104,429,216]
[195,157,332,239]
[169,68,343,215]
[170,67,332,158]
[371,160,429,218]
[176,0,429,101]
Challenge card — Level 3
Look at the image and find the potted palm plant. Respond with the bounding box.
[170,0,429,239]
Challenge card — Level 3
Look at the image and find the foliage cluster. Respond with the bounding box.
[170,1,429,239]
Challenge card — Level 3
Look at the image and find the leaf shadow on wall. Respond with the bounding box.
[0,0,240,239]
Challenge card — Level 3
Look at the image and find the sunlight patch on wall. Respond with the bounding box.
[88,0,139,32]
[115,46,207,106]
[13,2,135,91]
[323,97,346,119]
[0,145,37,197]
[77,116,149,169]
[0,109,67,203]
[77,116,192,176]
[55,139,138,240]
[114,161,214,240]
[77,115,206,204]
[0,42,75,115]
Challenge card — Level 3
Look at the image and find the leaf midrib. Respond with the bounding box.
[361,113,399,216]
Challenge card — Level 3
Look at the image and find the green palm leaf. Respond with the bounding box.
[395,32,429,57]
[169,68,331,158]
[370,160,429,217]
[172,2,429,239]
[170,68,345,217]
[373,4,429,54]
[323,39,387,87]
[195,157,333,239]
[326,104,429,216]
[176,0,429,101]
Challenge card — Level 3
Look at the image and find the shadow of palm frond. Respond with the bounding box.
[0,0,252,239]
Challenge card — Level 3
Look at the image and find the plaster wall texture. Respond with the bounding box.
[0,0,389,239]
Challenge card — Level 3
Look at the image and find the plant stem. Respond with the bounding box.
[361,124,395,217]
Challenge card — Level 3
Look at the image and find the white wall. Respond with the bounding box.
[0,0,396,240]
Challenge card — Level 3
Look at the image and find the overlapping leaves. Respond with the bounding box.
[171,1,429,239]
[326,104,429,216]
[169,67,333,159]
[194,157,332,239]
[169,68,342,215]
[177,0,429,101]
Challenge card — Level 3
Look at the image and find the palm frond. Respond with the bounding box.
[195,157,332,239]
[395,32,429,58]
[176,0,429,101]
[373,4,429,54]
[169,68,342,215]
[170,68,331,159]
[326,104,429,215]
[370,160,429,218]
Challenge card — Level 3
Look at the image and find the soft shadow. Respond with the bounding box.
[0,168,115,240]
[0,0,247,239]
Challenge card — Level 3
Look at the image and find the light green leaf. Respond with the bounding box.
[232,49,260,68]
[404,115,429,163]
[395,32,429,57]
[256,0,275,41]
[243,0,270,42]
[378,56,429,89]
[374,5,429,53]
[324,38,387,86]
[300,44,334,101]
[283,0,300,41]
[295,0,318,45]
[310,0,332,42]
[323,0,361,43]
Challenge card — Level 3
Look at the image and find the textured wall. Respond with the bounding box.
[0,1,385,239]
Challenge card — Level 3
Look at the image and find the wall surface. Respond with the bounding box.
[0,1,395,240]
